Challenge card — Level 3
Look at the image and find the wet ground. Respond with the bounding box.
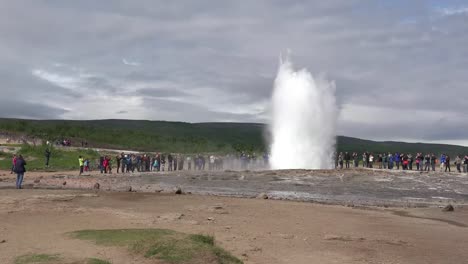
[2,168,468,207]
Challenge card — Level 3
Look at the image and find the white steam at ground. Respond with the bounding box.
[269,57,337,170]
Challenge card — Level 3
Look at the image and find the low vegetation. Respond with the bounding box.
[0,144,99,171]
[14,254,111,264]
[14,254,60,264]
[70,229,243,264]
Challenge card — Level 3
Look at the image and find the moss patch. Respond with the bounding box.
[14,254,60,264]
[86,258,111,264]
[70,229,242,264]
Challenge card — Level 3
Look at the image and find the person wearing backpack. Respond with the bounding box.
[15,155,27,189]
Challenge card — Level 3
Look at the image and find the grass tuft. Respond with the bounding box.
[70,229,242,264]
[87,258,112,264]
[14,254,60,264]
[190,234,215,245]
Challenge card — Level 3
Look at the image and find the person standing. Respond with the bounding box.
[424,154,431,171]
[388,153,394,170]
[368,153,374,168]
[103,156,109,173]
[45,148,51,168]
[445,155,451,172]
[344,152,351,168]
[186,155,192,170]
[78,156,84,175]
[353,152,359,168]
[11,154,17,174]
[338,152,344,169]
[174,155,178,171]
[455,155,462,173]
[440,154,446,172]
[408,154,414,170]
[116,154,122,173]
[14,155,26,189]
[430,154,437,171]
[99,156,105,174]
[178,155,184,170]
[463,155,468,173]
[394,153,401,170]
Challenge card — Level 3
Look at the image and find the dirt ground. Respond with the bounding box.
[1,186,468,264]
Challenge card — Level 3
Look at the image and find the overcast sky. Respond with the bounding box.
[0,0,467,145]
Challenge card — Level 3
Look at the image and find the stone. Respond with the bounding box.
[175,187,183,194]
[442,204,454,212]
[157,213,184,221]
[257,193,268,199]
[279,234,294,239]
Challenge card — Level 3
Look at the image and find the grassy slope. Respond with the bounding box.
[0,118,467,157]
[0,144,99,171]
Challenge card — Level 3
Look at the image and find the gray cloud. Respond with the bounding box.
[0,0,467,145]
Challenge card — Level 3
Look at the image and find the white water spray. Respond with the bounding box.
[270,56,338,170]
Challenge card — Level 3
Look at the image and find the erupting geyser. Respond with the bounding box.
[270,56,338,170]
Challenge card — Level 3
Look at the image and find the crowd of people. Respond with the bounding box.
[335,152,468,173]
[8,150,468,190]
[77,152,270,175]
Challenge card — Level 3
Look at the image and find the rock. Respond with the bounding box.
[257,193,269,199]
[93,183,100,190]
[442,204,454,212]
[279,234,294,239]
[250,246,262,252]
[175,187,183,194]
[155,213,184,222]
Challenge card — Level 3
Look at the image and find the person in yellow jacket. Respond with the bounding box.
[78,156,84,175]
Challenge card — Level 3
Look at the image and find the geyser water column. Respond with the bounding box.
[270,57,337,170]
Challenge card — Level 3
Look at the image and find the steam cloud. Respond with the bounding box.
[269,56,337,169]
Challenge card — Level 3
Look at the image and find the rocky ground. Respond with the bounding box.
[1,169,468,263]
[2,168,467,207]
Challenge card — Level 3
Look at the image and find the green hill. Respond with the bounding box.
[0,118,467,156]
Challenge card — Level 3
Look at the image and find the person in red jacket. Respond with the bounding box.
[11,154,17,174]
[103,156,109,173]
[104,156,112,174]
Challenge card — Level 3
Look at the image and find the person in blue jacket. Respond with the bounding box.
[394,153,401,170]
[440,154,446,172]
[14,155,27,189]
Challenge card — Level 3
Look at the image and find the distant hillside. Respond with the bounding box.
[0,118,467,156]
